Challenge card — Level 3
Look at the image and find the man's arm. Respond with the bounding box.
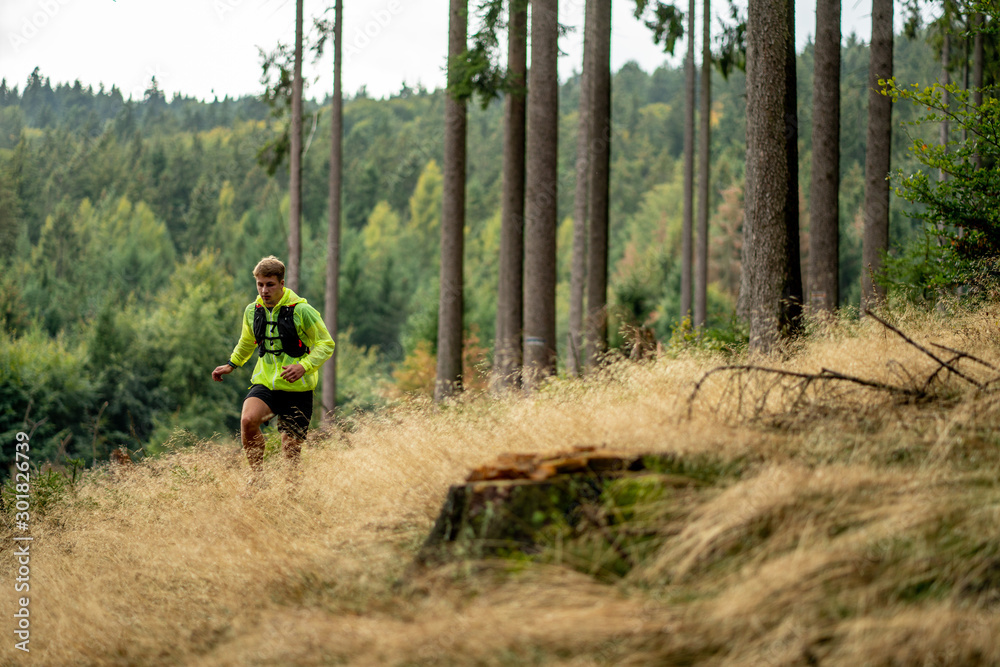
[212,305,255,382]
[230,305,258,367]
[212,363,236,382]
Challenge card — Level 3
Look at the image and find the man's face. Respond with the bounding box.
[256,274,284,306]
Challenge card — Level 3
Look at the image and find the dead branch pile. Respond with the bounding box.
[687,310,1000,424]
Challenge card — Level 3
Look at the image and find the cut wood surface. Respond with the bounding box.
[419,446,713,564]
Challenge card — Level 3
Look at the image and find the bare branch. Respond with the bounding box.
[816,368,923,396]
[863,309,983,389]
[687,364,921,420]
[930,342,999,372]
[688,317,1000,423]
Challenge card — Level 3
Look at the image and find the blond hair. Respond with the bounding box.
[253,255,285,281]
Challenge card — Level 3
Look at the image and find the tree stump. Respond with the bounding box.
[417,446,708,565]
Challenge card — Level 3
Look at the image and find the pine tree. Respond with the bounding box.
[694,0,711,328]
[584,0,611,369]
[808,0,841,313]
[523,0,559,388]
[681,0,695,321]
[744,0,789,353]
[568,0,594,376]
[781,0,803,333]
[862,0,893,310]
[323,0,343,422]
[493,0,528,390]
[287,0,304,291]
[435,0,468,401]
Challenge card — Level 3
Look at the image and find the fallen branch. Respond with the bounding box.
[687,364,920,420]
[688,317,1000,422]
[864,309,983,389]
[816,368,923,395]
[930,342,999,372]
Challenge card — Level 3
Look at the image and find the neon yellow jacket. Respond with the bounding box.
[228,288,334,392]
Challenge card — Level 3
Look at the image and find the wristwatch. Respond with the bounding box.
[226,361,238,368]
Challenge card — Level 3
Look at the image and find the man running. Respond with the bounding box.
[212,256,334,470]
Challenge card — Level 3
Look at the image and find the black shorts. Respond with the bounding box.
[246,385,313,440]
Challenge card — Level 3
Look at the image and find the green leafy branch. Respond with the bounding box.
[882,75,1000,294]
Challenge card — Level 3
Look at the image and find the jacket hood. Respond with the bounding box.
[256,287,307,308]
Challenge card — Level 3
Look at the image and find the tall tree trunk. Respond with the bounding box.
[322,0,343,424]
[523,0,559,389]
[694,0,711,328]
[681,0,696,321]
[973,12,983,170]
[781,0,803,334]
[435,0,468,401]
[287,0,304,292]
[584,0,611,370]
[937,19,951,306]
[568,0,594,377]
[962,14,968,147]
[492,0,527,391]
[940,30,950,184]
[744,0,789,354]
[807,0,840,313]
[861,0,893,311]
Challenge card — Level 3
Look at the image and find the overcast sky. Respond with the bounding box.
[1,0,883,103]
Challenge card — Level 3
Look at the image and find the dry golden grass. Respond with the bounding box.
[5,305,1000,665]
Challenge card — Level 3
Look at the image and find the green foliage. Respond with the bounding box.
[634,0,686,56]
[882,227,960,301]
[406,159,443,268]
[606,181,681,346]
[18,194,177,334]
[339,225,412,356]
[82,303,160,457]
[256,42,298,175]
[465,209,501,344]
[883,75,1000,299]
[334,328,389,413]
[0,330,98,475]
[641,452,746,484]
[714,1,747,78]
[141,252,247,449]
[0,272,29,335]
[662,310,748,358]
[1,457,85,523]
[0,154,19,257]
[447,0,512,107]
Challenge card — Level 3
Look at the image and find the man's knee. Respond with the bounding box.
[241,400,272,433]
[240,412,260,432]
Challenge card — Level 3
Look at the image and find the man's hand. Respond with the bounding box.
[212,364,235,382]
[281,363,305,383]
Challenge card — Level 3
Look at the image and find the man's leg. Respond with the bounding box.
[278,394,311,468]
[241,397,274,471]
[281,431,303,465]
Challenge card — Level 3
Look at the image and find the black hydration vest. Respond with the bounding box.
[252,303,310,358]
